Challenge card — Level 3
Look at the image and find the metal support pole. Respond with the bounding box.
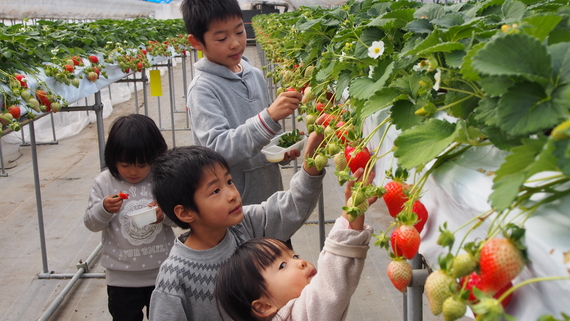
[142,68,149,116]
[37,242,104,321]
[93,92,105,171]
[406,253,428,321]
[29,121,50,274]
[318,191,325,250]
[133,73,139,114]
[181,54,190,129]
[168,60,177,146]
[0,140,7,177]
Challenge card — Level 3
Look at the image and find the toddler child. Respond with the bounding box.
[215,169,377,321]
[84,114,176,321]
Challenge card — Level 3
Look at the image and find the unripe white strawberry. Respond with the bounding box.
[425,270,457,315]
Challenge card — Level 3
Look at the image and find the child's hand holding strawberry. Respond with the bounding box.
[267,89,302,122]
[342,168,378,230]
[104,194,125,213]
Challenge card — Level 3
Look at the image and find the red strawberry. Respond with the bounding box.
[344,146,371,173]
[7,105,21,119]
[35,90,51,108]
[316,102,326,112]
[335,121,349,144]
[286,86,297,92]
[93,67,100,76]
[64,64,74,73]
[383,180,409,217]
[141,49,147,55]
[387,259,412,292]
[137,62,144,72]
[479,238,525,295]
[461,271,513,308]
[72,56,81,65]
[412,200,428,233]
[390,224,420,260]
[321,113,339,128]
[89,55,99,64]
[15,74,28,88]
[118,191,129,199]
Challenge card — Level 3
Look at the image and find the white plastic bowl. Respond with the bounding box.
[261,132,307,163]
[127,206,157,227]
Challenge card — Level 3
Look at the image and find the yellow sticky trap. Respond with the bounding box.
[149,70,162,97]
[198,51,203,59]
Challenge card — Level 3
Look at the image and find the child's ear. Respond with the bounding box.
[173,204,196,223]
[251,298,278,319]
[187,34,204,51]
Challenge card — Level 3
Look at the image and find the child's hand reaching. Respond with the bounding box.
[342,168,378,230]
[267,90,303,122]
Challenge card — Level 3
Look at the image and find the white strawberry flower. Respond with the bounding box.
[339,51,347,62]
[413,59,432,72]
[433,68,442,91]
[367,40,385,59]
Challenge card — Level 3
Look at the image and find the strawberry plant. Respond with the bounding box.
[253,0,570,319]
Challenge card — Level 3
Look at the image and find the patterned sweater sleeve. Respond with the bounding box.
[83,173,114,232]
[241,168,325,241]
[273,217,373,321]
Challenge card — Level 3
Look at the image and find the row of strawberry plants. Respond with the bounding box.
[253,0,570,320]
[0,18,190,133]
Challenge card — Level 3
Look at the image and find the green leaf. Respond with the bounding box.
[406,18,434,34]
[416,41,465,57]
[413,3,447,20]
[501,0,527,23]
[350,76,379,100]
[444,50,466,69]
[549,42,570,86]
[479,76,515,97]
[497,81,567,136]
[472,33,552,85]
[491,137,549,210]
[522,14,563,42]
[402,30,439,56]
[393,73,425,101]
[460,42,485,81]
[362,87,406,118]
[390,99,423,131]
[393,118,458,169]
[432,13,465,28]
[553,140,570,176]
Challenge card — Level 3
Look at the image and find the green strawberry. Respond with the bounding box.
[451,253,477,278]
[442,296,467,321]
[425,270,457,315]
[334,153,347,171]
[314,154,328,171]
[345,196,369,221]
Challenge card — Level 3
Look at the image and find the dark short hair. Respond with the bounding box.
[180,0,243,45]
[215,238,292,321]
[104,114,167,179]
[151,146,230,229]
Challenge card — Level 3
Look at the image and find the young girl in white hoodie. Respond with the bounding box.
[214,169,377,321]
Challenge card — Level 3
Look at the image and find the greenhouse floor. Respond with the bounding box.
[0,46,469,321]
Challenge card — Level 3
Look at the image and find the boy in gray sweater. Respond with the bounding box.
[148,129,325,321]
[183,0,303,205]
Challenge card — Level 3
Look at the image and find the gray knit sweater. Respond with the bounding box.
[187,56,284,205]
[148,168,324,321]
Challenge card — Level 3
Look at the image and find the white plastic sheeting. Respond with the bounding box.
[365,110,570,320]
[0,0,164,20]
